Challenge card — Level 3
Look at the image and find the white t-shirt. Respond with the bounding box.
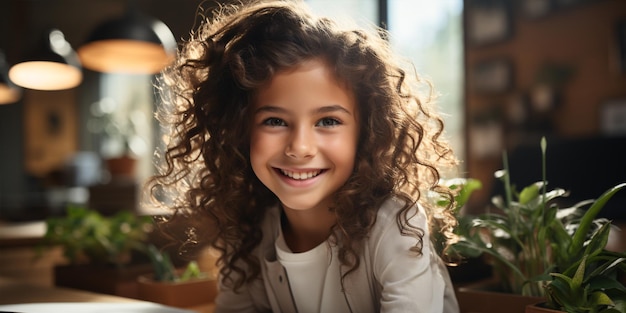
[275,226,351,313]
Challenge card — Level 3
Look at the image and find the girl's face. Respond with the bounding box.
[250,59,359,213]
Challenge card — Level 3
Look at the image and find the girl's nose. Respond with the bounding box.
[285,126,316,159]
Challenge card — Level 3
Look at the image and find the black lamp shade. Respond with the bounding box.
[8,29,82,91]
[77,9,176,74]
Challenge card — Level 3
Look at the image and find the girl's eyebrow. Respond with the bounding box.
[254,105,285,114]
[317,104,352,116]
[254,104,353,115]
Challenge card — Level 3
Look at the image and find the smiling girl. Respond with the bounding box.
[148,1,460,312]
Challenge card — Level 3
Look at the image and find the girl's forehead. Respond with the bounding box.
[249,58,357,111]
[271,58,352,92]
[277,58,331,74]
[251,58,358,117]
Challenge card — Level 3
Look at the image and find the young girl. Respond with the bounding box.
[148,0,460,312]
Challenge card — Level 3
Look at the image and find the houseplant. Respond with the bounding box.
[447,137,626,312]
[41,205,155,297]
[136,244,217,308]
[530,250,626,312]
[42,205,217,305]
[528,217,626,312]
[89,97,146,178]
[42,205,153,266]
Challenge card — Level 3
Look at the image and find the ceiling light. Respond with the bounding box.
[77,5,176,74]
[8,28,82,91]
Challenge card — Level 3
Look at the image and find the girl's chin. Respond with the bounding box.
[278,199,327,212]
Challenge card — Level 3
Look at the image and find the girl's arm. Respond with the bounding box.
[371,202,459,313]
[214,275,273,313]
[214,280,257,313]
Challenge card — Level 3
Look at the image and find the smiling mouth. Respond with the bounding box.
[278,169,324,180]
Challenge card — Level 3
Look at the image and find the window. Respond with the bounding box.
[306,0,465,169]
[387,0,464,165]
[88,73,155,184]
[305,0,378,30]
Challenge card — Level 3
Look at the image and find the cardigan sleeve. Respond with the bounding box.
[370,200,459,313]
[214,276,265,313]
[214,206,283,313]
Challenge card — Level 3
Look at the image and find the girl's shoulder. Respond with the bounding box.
[364,197,433,273]
[375,197,426,226]
[368,197,429,243]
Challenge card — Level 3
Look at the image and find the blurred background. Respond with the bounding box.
[0,0,624,222]
[0,1,624,306]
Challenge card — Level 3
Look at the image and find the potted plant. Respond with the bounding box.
[88,97,146,179]
[526,222,626,312]
[40,205,155,297]
[136,244,217,308]
[447,137,626,313]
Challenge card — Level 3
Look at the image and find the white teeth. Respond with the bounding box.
[280,169,321,180]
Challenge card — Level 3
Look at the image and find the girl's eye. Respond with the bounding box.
[262,117,286,127]
[316,117,340,127]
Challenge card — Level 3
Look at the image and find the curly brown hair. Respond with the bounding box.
[147,0,459,291]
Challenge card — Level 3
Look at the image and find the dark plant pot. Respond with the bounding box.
[137,274,218,308]
[525,303,563,313]
[105,155,137,178]
[456,279,545,313]
[448,256,492,284]
[54,263,153,299]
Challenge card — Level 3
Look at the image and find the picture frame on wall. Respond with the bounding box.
[466,0,513,46]
[554,0,592,10]
[470,58,514,94]
[615,19,626,75]
[520,0,555,19]
[23,90,78,177]
[600,98,626,136]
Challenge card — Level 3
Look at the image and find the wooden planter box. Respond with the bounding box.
[525,303,563,313]
[54,263,153,299]
[456,280,544,313]
[137,274,217,308]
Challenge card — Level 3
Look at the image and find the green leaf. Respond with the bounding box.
[146,244,177,282]
[590,291,614,306]
[570,183,626,256]
[572,256,587,289]
[548,277,577,308]
[519,183,540,205]
[456,178,482,210]
[588,275,626,293]
[584,223,612,258]
[179,261,206,281]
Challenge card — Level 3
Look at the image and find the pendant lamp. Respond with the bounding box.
[77,3,177,74]
[8,28,83,91]
[0,50,21,104]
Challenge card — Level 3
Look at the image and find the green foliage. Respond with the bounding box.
[145,244,207,282]
[543,219,626,313]
[433,177,482,255]
[43,205,209,283]
[448,137,626,312]
[43,205,153,267]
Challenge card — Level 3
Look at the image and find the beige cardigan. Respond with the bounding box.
[215,198,460,313]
